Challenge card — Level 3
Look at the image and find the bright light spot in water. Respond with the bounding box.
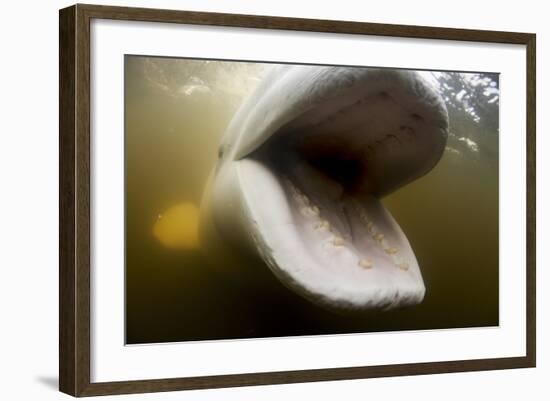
[153,203,200,250]
[457,136,479,153]
[456,89,467,101]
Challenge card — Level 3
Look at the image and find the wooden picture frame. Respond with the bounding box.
[59,3,536,397]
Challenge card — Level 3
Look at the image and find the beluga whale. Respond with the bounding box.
[200,64,449,313]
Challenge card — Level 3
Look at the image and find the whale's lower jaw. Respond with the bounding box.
[235,159,425,312]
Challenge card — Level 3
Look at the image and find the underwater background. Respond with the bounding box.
[125,56,499,344]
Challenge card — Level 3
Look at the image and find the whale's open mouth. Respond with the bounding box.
[209,67,448,312]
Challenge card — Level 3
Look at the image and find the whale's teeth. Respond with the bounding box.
[301,205,320,217]
[331,236,345,247]
[296,193,310,204]
[367,221,375,232]
[385,247,399,255]
[315,220,330,230]
[358,259,373,269]
[373,233,385,242]
[397,261,410,271]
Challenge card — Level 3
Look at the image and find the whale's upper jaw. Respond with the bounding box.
[250,83,448,198]
[214,66,448,312]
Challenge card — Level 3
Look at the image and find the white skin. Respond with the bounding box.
[202,65,448,313]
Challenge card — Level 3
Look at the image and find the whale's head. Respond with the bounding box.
[202,65,449,312]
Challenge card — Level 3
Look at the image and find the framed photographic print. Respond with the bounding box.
[59,3,536,397]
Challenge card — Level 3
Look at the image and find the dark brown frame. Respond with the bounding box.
[59,3,536,397]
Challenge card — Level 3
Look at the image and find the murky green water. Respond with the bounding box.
[125,56,499,344]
